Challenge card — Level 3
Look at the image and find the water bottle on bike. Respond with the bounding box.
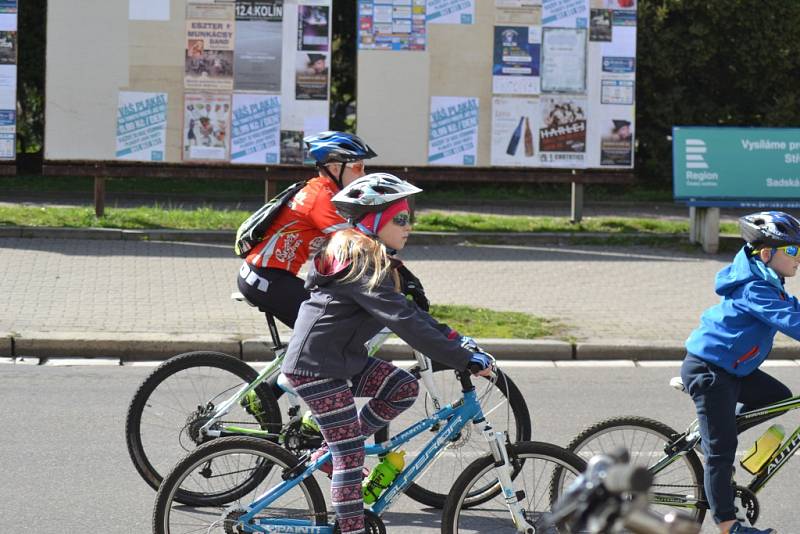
[362,450,406,504]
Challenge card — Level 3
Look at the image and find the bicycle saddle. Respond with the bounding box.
[230,291,258,307]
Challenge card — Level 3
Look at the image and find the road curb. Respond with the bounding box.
[575,340,687,360]
[7,331,800,364]
[11,332,241,361]
[0,225,744,249]
[0,332,11,357]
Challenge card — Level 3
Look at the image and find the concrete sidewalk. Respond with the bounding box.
[3,232,800,363]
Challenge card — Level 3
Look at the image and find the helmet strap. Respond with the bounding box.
[317,163,343,189]
[355,222,373,235]
[337,163,347,189]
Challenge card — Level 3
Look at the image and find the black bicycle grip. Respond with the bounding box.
[603,464,653,494]
[467,363,484,374]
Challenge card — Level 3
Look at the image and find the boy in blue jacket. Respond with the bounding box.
[682,211,800,534]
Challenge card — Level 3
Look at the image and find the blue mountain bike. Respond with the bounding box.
[152,364,584,533]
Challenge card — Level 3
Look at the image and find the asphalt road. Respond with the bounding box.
[3,361,800,533]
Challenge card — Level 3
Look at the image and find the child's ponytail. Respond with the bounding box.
[321,229,399,292]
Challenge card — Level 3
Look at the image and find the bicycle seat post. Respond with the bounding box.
[264,312,283,353]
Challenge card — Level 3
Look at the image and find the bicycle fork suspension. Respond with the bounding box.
[483,426,532,534]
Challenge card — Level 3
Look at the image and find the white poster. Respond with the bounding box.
[427,0,474,24]
[231,93,281,164]
[600,79,634,105]
[428,96,479,166]
[538,95,587,168]
[0,1,16,32]
[0,63,13,109]
[542,0,589,28]
[183,93,231,161]
[495,0,541,25]
[541,27,586,93]
[116,92,168,161]
[129,0,170,21]
[491,97,539,166]
[279,1,331,133]
[0,109,14,159]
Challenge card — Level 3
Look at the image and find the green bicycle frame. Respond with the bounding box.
[647,394,800,511]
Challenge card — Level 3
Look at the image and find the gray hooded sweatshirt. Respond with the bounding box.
[281,255,473,379]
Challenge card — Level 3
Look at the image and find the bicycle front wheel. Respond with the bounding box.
[125,351,281,503]
[373,366,531,509]
[441,441,585,534]
[153,436,328,534]
[566,416,707,526]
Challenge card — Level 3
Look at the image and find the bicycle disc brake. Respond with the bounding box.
[734,485,759,526]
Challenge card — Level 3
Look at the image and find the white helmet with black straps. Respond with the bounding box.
[332,173,422,222]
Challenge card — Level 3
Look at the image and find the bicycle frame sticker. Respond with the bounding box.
[251,520,333,533]
[375,412,467,510]
[241,387,485,530]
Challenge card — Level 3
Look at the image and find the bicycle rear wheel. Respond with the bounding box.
[566,416,707,526]
[373,366,531,509]
[125,351,281,504]
[441,441,585,533]
[153,436,328,534]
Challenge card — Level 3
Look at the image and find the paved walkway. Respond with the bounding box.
[2,237,798,354]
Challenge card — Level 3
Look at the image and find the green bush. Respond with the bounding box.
[637,0,800,182]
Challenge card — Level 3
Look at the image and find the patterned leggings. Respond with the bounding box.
[284,358,419,534]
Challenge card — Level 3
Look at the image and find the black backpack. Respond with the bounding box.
[234,180,308,258]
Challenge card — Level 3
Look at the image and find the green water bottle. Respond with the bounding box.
[362,450,406,504]
[239,390,268,427]
[300,410,320,434]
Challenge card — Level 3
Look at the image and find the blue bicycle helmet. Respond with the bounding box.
[303,131,377,189]
[304,131,377,165]
[739,211,800,248]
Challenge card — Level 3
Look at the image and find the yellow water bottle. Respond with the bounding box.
[362,451,406,504]
[740,424,784,474]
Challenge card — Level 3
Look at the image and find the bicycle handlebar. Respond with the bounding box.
[547,448,700,534]
[602,463,652,494]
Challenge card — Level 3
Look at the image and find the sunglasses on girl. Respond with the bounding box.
[391,213,411,227]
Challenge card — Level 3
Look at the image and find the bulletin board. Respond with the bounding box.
[44,0,331,169]
[43,0,636,178]
[356,0,637,170]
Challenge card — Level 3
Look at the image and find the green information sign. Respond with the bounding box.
[673,126,800,206]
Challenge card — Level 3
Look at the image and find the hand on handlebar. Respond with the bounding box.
[468,349,495,377]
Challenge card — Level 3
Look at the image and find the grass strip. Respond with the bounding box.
[429,304,560,339]
[0,205,737,234]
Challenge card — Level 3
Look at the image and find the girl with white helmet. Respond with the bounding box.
[280,173,494,534]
